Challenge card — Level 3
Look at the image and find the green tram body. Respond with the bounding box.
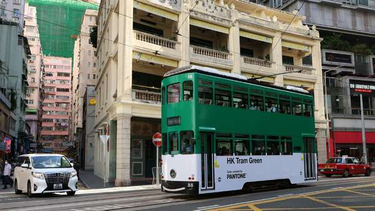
[161,66,317,194]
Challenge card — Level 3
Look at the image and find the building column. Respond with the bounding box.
[312,41,328,163]
[115,114,131,186]
[118,0,133,101]
[229,21,241,74]
[271,32,283,86]
[178,1,191,67]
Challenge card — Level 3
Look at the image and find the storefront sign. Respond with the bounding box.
[349,80,375,96]
[4,137,11,153]
[326,53,352,64]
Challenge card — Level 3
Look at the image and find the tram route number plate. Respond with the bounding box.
[53,184,63,189]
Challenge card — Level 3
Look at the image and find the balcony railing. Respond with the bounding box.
[135,31,177,49]
[132,89,161,104]
[191,45,230,60]
[242,56,272,68]
[284,64,314,75]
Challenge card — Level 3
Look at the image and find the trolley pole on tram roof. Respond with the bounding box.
[360,93,368,164]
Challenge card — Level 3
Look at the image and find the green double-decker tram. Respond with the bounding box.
[161,65,317,194]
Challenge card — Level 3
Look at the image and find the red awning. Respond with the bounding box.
[333,131,375,144]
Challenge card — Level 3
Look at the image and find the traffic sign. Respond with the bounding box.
[152,132,162,147]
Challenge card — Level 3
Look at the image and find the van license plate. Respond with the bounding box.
[53,184,62,189]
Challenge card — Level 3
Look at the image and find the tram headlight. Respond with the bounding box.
[170,169,177,179]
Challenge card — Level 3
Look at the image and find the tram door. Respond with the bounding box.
[303,137,317,180]
[200,133,215,190]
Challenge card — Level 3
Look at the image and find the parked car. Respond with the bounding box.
[318,156,372,177]
[13,154,78,197]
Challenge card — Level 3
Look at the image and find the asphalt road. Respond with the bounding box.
[0,175,374,211]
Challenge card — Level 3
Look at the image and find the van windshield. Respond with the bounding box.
[31,156,72,168]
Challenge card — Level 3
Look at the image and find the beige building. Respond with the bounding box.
[72,9,98,165]
[95,0,326,186]
[24,3,43,145]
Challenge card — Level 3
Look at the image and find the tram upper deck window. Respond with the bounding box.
[216,139,232,156]
[198,80,213,105]
[183,81,193,101]
[168,83,180,104]
[252,135,266,155]
[169,132,179,154]
[181,131,194,154]
[292,98,303,116]
[215,83,231,107]
[303,99,314,117]
[233,91,248,109]
[279,95,291,114]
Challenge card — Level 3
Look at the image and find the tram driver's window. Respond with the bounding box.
[216,140,232,156]
[168,83,180,104]
[183,81,193,101]
[252,136,265,155]
[169,132,179,154]
[292,102,303,116]
[198,86,213,105]
[162,133,168,155]
[180,131,194,154]
[234,140,250,155]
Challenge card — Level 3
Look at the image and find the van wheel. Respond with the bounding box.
[67,191,76,196]
[365,169,371,176]
[14,180,22,194]
[27,182,32,197]
[343,169,349,178]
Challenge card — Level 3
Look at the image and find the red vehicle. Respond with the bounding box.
[318,157,372,177]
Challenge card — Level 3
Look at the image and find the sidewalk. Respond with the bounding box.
[79,170,115,189]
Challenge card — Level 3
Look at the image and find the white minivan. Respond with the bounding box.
[13,154,78,196]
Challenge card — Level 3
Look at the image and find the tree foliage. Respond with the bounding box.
[321,34,351,51]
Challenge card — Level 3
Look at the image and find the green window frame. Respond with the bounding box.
[266,136,280,155]
[281,136,293,155]
[198,79,213,105]
[180,131,195,154]
[233,86,248,109]
[183,81,193,101]
[251,135,266,155]
[234,134,250,155]
[215,83,232,107]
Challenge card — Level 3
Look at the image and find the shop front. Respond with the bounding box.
[130,117,161,184]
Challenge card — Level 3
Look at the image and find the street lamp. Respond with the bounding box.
[323,66,341,159]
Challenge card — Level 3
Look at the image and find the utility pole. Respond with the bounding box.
[360,93,368,164]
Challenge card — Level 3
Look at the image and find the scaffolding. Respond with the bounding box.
[29,0,98,58]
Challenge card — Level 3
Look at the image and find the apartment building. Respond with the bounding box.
[0,0,25,32]
[72,9,98,169]
[266,0,375,162]
[24,3,44,150]
[40,56,72,154]
[95,0,325,186]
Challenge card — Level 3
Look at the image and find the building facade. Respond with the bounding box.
[40,56,72,154]
[0,0,26,33]
[95,0,326,186]
[24,3,44,151]
[72,9,98,168]
[81,85,96,170]
[271,0,375,162]
[0,20,30,157]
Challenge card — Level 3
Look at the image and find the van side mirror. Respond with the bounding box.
[21,163,29,168]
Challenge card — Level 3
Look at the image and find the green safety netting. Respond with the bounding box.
[28,0,98,58]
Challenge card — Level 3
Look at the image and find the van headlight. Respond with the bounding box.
[70,170,77,178]
[32,172,44,179]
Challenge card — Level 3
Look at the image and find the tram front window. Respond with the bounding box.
[181,131,195,154]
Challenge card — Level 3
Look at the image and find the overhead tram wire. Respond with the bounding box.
[5,1,310,79]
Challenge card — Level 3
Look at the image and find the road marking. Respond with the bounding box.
[248,204,262,211]
[302,195,355,211]
[343,189,375,197]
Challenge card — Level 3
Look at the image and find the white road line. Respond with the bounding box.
[195,204,220,210]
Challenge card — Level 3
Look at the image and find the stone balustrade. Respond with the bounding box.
[284,64,314,75]
[242,56,272,68]
[134,31,177,49]
[191,45,231,60]
[132,89,161,104]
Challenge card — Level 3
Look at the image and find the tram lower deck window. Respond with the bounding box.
[252,140,266,155]
[234,140,250,155]
[162,133,168,155]
[217,140,232,156]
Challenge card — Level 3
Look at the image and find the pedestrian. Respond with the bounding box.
[2,160,12,189]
